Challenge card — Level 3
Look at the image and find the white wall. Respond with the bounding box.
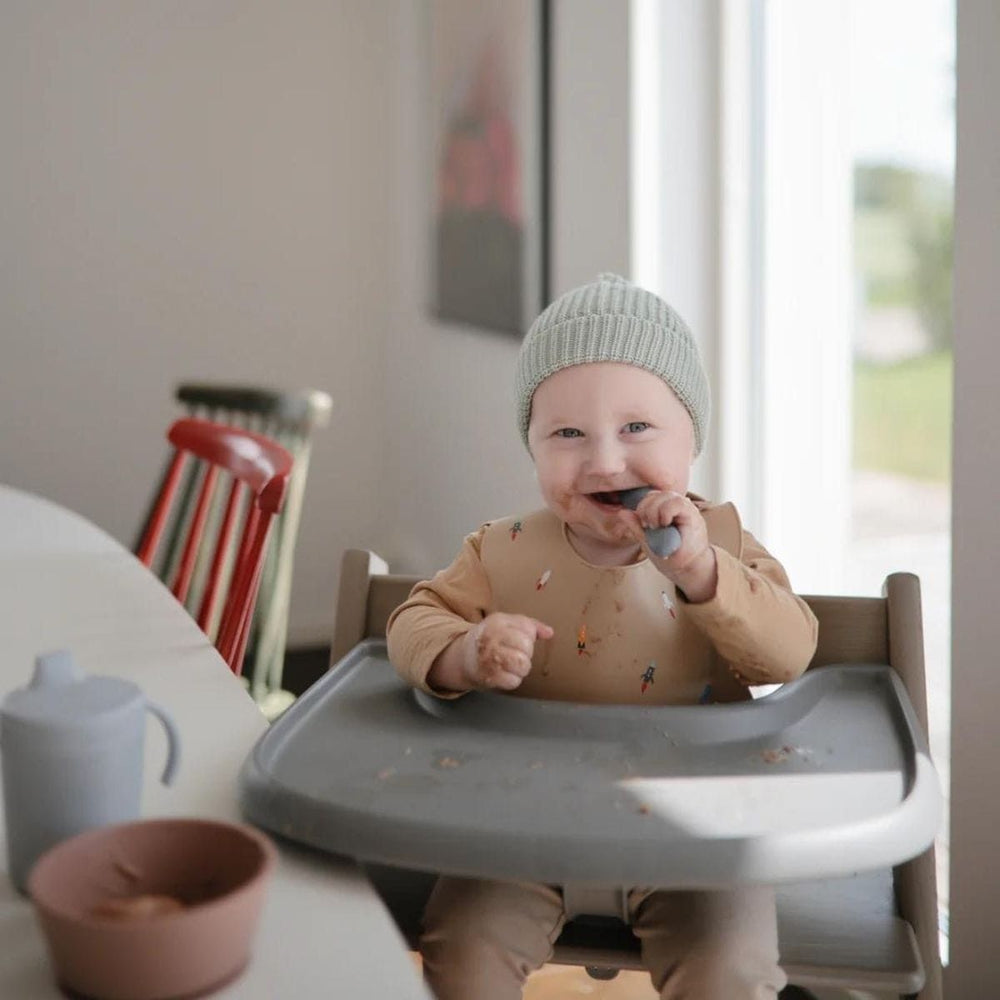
[0,0,631,639]
[0,1,394,643]
[947,0,1000,988]
[379,0,630,575]
[0,0,632,635]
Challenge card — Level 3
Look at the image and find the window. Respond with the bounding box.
[845,0,954,956]
[739,0,955,956]
[633,0,955,958]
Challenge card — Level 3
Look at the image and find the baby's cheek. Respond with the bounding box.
[554,488,575,508]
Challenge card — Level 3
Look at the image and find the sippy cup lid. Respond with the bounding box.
[0,650,143,744]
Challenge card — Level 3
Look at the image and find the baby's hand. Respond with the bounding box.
[628,490,718,603]
[461,613,554,691]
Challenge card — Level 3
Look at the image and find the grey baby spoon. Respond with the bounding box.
[616,486,682,558]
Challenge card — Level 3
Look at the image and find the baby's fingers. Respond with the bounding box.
[489,615,553,660]
[636,490,687,528]
[532,619,555,641]
[479,648,532,689]
[470,613,553,691]
[503,614,553,641]
[491,668,530,691]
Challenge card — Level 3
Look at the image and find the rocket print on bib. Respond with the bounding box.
[641,662,657,694]
[660,590,676,619]
[535,568,551,591]
[576,624,588,656]
[510,520,523,541]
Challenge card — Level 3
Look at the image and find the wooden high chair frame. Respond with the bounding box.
[332,550,942,1000]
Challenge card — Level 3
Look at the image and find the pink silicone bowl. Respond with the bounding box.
[27,817,276,1000]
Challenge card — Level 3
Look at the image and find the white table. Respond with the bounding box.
[0,485,431,999]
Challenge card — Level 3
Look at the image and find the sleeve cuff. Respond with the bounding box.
[396,623,476,699]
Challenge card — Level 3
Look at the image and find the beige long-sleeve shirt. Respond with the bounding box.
[386,499,818,705]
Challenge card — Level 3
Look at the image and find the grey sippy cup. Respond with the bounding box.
[0,650,181,893]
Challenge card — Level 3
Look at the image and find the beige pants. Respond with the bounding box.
[420,876,786,1000]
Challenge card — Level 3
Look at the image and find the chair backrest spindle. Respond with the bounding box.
[172,464,219,604]
[136,450,187,568]
[196,477,243,633]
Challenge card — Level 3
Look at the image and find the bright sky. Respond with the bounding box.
[848,0,956,176]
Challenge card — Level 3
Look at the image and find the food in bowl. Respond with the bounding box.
[89,894,186,921]
[27,817,276,1000]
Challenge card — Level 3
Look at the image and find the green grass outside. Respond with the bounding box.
[854,210,918,307]
[852,350,953,482]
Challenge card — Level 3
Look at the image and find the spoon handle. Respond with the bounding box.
[645,524,682,558]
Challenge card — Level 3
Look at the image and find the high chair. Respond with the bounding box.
[330,549,942,1000]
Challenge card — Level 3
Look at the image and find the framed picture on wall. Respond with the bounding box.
[428,0,549,336]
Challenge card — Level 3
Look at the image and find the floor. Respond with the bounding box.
[525,970,893,999]
[405,960,663,1000]
[408,954,891,999]
[525,966,658,998]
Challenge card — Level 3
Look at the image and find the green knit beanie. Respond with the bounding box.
[515,273,711,455]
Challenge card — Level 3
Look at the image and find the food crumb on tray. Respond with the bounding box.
[760,744,814,764]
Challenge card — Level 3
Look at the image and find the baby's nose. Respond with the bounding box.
[582,437,627,476]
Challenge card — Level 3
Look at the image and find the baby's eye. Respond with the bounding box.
[555,428,583,438]
[624,421,650,434]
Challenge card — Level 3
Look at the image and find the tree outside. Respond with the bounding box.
[852,162,953,484]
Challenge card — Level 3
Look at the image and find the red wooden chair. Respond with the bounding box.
[137,418,293,675]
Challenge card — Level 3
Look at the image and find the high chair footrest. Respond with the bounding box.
[776,871,924,993]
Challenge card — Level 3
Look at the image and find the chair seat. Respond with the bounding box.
[363,864,923,995]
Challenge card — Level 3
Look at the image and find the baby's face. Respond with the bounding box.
[527,362,696,562]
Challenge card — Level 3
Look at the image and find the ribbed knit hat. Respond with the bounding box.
[515,273,710,455]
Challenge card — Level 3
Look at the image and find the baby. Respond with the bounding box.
[386,273,819,1000]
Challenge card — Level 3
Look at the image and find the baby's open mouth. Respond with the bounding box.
[591,491,626,507]
[589,486,653,511]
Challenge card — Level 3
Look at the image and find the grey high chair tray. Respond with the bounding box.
[239,640,941,889]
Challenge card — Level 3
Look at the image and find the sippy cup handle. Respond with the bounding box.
[145,702,181,786]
